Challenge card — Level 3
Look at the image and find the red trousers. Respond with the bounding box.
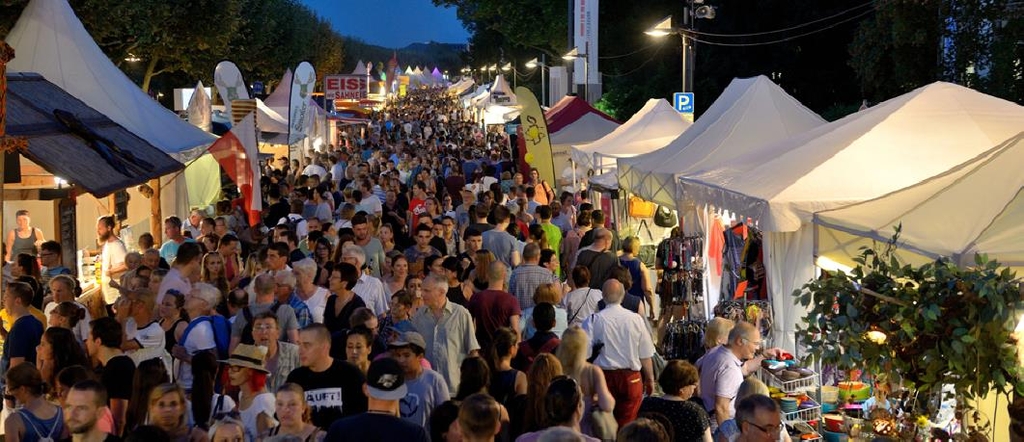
[603,369,643,427]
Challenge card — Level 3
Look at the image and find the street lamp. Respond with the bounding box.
[501,62,517,89]
[563,46,589,101]
[645,1,716,94]
[525,56,548,106]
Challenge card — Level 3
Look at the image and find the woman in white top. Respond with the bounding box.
[561,266,603,328]
[220,344,277,441]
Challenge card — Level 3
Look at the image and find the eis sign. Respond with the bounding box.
[324,75,368,100]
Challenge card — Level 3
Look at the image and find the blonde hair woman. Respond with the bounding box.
[556,325,616,437]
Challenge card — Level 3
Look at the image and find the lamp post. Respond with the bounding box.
[645,1,716,94]
[525,56,548,107]
[563,46,588,101]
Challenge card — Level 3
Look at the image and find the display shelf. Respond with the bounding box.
[760,367,820,393]
[783,405,822,424]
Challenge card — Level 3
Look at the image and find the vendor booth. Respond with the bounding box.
[677,81,1024,352]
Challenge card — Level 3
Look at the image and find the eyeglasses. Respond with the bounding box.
[743,337,763,347]
[746,421,782,436]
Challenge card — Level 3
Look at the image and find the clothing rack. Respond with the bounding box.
[661,319,707,363]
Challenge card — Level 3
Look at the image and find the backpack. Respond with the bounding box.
[283,214,303,233]
[181,315,231,360]
[512,335,561,372]
[240,302,283,345]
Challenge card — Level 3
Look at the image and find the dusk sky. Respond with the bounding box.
[300,0,470,48]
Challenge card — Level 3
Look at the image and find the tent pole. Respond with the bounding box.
[150,178,162,244]
[0,42,10,286]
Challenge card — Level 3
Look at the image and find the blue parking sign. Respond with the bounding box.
[673,92,694,113]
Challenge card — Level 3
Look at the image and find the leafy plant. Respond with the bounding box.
[795,227,1024,436]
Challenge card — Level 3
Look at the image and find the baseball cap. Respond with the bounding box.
[365,358,407,401]
[388,331,427,353]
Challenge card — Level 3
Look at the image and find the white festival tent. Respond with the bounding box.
[352,60,367,75]
[264,68,293,109]
[617,76,825,208]
[678,81,1024,351]
[572,98,691,174]
[485,75,517,106]
[7,0,216,159]
[6,0,217,237]
[549,114,620,147]
[815,132,1024,272]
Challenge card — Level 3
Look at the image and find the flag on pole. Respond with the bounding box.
[209,113,262,226]
[213,61,249,116]
[288,61,316,145]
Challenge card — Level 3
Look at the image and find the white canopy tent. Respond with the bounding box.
[264,68,292,109]
[678,81,1024,350]
[571,98,691,173]
[352,60,367,75]
[7,0,216,159]
[815,132,1024,272]
[549,112,620,148]
[617,76,825,207]
[486,75,517,106]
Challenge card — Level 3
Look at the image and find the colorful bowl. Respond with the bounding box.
[823,414,845,433]
[838,381,871,402]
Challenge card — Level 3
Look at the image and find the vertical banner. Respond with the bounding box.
[573,0,598,86]
[186,80,212,132]
[515,86,556,186]
[214,61,249,116]
[288,61,316,145]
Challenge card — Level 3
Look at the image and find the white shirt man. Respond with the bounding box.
[341,245,389,315]
[582,279,655,425]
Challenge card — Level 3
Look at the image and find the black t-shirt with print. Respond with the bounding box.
[286,358,368,428]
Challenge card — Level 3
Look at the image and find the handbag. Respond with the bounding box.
[654,205,677,228]
[628,195,657,218]
[589,408,619,441]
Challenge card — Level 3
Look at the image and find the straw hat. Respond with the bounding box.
[219,344,269,373]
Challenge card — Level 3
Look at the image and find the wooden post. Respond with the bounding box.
[150,178,161,244]
[0,42,22,284]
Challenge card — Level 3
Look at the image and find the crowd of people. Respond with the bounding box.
[0,88,788,442]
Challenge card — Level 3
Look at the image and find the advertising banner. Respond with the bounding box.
[288,61,316,145]
[214,61,249,116]
[573,0,599,85]
[324,74,369,100]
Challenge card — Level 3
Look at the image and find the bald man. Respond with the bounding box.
[582,279,655,426]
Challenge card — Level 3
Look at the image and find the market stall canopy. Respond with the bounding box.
[618,76,824,208]
[352,60,367,75]
[256,99,289,134]
[6,0,215,159]
[486,75,517,106]
[5,73,184,197]
[815,132,1024,270]
[545,95,619,135]
[679,81,1024,232]
[572,98,691,172]
[263,68,293,109]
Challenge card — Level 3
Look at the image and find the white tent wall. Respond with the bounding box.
[815,133,1024,274]
[764,226,817,352]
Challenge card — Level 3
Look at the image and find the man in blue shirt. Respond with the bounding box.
[1,282,44,393]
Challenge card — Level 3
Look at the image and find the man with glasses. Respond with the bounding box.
[38,240,71,288]
[696,321,769,427]
[251,311,299,392]
[734,395,783,442]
